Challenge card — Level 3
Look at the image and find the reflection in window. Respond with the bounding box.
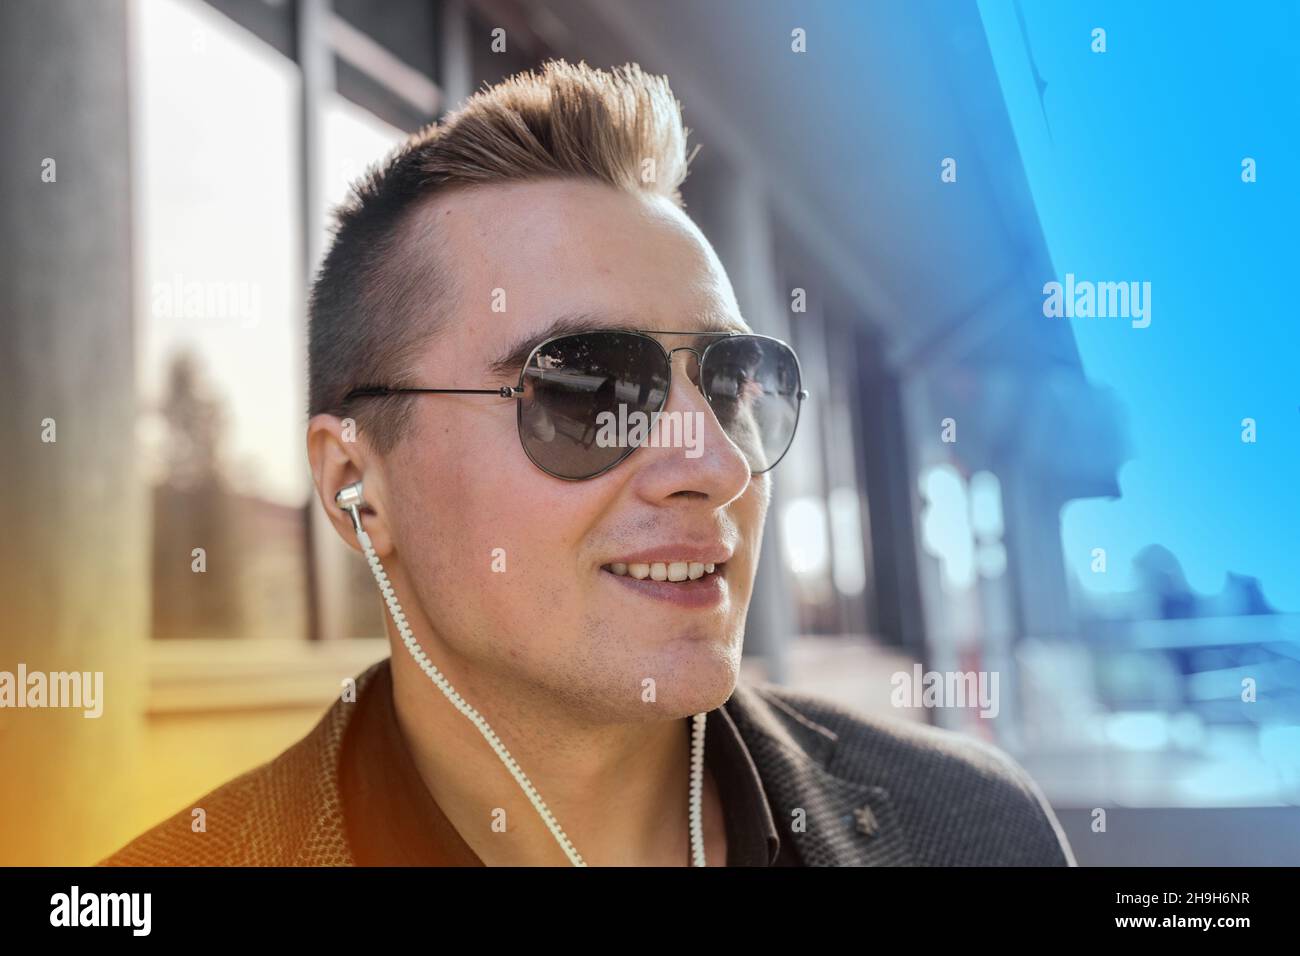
[132,0,306,640]
[783,496,830,581]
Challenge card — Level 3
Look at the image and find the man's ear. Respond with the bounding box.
[306,414,396,556]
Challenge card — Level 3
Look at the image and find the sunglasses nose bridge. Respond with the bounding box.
[665,346,704,393]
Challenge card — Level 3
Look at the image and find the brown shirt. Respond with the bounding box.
[339,660,802,866]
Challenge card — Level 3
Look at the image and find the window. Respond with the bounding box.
[132,0,307,641]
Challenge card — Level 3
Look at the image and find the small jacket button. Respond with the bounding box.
[853,805,879,839]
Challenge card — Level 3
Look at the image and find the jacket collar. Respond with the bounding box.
[283,659,387,865]
[724,682,915,866]
[297,659,912,867]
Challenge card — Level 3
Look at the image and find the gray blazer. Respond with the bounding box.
[100,657,1075,866]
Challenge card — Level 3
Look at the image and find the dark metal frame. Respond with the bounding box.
[343,328,809,480]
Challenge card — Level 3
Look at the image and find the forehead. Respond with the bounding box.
[413,179,747,369]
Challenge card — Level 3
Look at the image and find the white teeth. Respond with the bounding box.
[607,560,722,582]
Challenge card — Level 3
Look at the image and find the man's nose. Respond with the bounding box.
[626,347,751,503]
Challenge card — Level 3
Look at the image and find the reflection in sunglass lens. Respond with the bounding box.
[519,332,669,479]
[701,336,802,474]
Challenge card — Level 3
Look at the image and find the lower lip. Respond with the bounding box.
[600,568,727,609]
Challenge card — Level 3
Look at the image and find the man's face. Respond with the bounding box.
[378,179,768,722]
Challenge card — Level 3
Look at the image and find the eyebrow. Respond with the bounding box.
[485,312,748,378]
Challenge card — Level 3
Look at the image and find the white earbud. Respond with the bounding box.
[334,480,366,535]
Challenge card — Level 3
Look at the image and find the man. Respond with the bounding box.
[101,60,1073,867]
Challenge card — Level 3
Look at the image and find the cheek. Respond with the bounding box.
[397,417,606,628]
[733,481,770,585]
[476,477,599,604]
[746,476,772,526]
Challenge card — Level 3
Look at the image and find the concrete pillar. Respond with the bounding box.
[0,0,147,864]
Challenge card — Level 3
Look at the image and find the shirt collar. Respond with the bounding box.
[707,699,784,866]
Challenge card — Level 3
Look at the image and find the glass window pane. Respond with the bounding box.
[132,0,306,640]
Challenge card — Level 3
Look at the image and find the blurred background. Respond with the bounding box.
[1,0,1296,866]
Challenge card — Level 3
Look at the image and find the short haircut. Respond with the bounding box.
[308,59,695,454]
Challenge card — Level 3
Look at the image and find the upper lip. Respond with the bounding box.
[601,545,733,567]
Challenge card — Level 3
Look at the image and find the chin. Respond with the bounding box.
[648,633,742,708]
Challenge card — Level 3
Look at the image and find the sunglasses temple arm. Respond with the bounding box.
[408,386,522,397]
[344,386,524,400]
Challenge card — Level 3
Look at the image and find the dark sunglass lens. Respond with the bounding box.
[520,332,669,479]
[701,336,802,473]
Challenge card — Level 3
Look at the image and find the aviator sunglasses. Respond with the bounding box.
[343,328,808,480]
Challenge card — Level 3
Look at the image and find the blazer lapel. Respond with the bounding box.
[724,682,916,867]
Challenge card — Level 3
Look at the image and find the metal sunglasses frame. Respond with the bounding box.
[343,328,810,481]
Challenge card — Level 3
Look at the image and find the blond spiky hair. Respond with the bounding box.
[426,59,694,201]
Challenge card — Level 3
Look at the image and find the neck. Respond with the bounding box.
[386,621,726,866]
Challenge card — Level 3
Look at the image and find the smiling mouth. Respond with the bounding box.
[600,561,723,583]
